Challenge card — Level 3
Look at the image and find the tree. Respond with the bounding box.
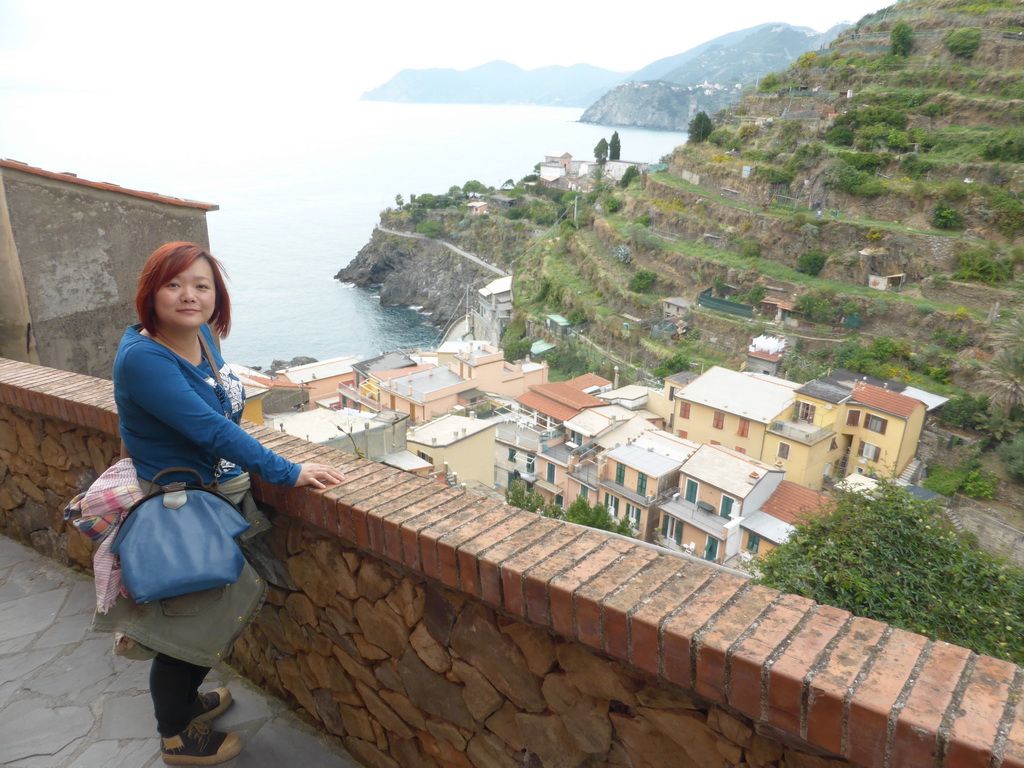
[619,165,640,188]
[609,131,621,161]
[561,496,633,536]
[980,346,1024,417]
[890,21,914,57]
[753,483,1024,664]
[394,194,404,209]
[503,337,532,363]
[594,138,609,164]
[687,112,713,144]
[505,480,544,512]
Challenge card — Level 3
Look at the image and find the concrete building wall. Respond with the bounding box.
[0,165,214,379]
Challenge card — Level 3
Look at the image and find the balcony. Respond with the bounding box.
[495,422,564,453]
[567,460,598,489]
[768,419,833,445]
[660,497,729,538]
[597,478,662,508]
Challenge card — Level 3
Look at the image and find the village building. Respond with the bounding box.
[658,444,784,564]
[407,413,498,488]
[471,275,513,344]
[276,356,359,404]
[0,159,217,378]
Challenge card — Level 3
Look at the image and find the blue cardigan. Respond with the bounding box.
[113,324,299,487]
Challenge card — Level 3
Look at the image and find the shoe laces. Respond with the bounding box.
[183,720,212,747]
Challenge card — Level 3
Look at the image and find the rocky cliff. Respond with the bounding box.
[335,229,496,329]
[579,82,741,131]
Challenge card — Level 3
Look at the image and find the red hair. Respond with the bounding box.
[135,242,232,338]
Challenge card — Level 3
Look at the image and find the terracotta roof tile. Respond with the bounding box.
[565,373,612,391]
[0,159,218,210]
[526,382,605,410]
[516,390,582,423]
[760,481,830,524]
[850,382,921,419]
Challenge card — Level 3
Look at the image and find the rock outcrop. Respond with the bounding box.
[335,229,495,329]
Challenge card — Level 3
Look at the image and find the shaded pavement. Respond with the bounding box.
[0,535,361,768]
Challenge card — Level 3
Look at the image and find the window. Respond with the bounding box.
[710,440,721,446]
[554,494,563,508]
[615,462,625,485]
[720,496,734,519]
[846,409,861,427]
[507,471,516,486]
[777,442,790,460]
[679,402,691,419]
[625,504,641,529]
[546,462,555,483]
[684,478,698,503]
[865,414,888,435]
[636,473,647,496]
[858,441,880,461]
[677,430,688,439]
[712,411,725,430]
[737,418,750,438]
[734,446,746,455]
[661,514,683,545]
[526,455,535,473]
[579,487,588,503]
[570,430,583,445]
[508,448,517,462]
[605,493,620,516]
[746,533,761,554]
[797,402,816,422]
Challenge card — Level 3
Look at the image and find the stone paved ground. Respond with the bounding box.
[0,535,362,768]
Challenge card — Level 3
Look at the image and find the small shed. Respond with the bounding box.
[546,315,570,336]
[467,200,489,216]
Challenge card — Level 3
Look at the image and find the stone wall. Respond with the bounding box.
[2,357,1023,768]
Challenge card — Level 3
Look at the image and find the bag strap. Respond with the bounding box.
[197,330,225,390]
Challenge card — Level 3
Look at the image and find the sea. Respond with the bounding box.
[3,97,687,368]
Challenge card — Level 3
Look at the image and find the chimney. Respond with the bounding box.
[613,365,619,389]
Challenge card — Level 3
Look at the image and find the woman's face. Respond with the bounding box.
[151,257,216,334]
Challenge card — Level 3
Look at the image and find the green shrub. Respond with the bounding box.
[605,197,621,213]
[943,27,982,58]
[825,125,854,147]
[954,247,1013,285]
[838,151,892,171]
[796,251,828,276]
[931,203,965,230]
[629,269,657,293]
[415,219,444,238]
[998,433,1024,482]
[755,166,795,185]
[738,239,761,258]
[900,153,934,179]
[833,164,887,197]
[652,353,691,378]
[982,128,1024,163]
[619,165,640,187]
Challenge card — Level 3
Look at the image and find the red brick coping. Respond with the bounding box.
[1,357,1021,768]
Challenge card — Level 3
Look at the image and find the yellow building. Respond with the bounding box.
[763,379,927,489]
[669,366,799,457]
[407,414,498,488]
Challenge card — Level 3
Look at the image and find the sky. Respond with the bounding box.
[0,0,892,104]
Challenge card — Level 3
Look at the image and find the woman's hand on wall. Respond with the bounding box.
[293,463,346,489]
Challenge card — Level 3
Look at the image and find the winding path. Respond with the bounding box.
[376,226,508,277]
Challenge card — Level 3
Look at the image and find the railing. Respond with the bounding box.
[768,419,834,445]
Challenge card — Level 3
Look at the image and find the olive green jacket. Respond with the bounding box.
[91,474,270,667]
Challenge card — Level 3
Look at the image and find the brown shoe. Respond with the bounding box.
[161,721,241,765]
[191,687,233,723]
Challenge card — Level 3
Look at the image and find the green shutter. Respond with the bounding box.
[685,479,698,503]
[637,473,647,495]
[615,462,625,484]
[720,496,734,519]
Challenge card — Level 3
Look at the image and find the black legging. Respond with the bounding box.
[150,653,210,737]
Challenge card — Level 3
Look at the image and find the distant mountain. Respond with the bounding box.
[580,23,850,131]
[361,60,631,108]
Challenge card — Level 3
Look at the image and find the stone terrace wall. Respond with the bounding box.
[1,358,1022,768]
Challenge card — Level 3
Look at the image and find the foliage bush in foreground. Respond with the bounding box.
[753,483,1024,664]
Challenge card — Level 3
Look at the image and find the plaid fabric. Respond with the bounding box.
[63,458,144,613]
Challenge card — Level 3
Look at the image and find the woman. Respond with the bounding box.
[95,242,344,766]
